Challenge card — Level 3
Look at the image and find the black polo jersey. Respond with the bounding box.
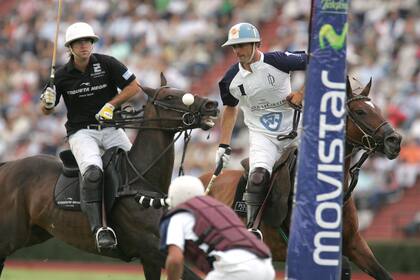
[54,53,136,135]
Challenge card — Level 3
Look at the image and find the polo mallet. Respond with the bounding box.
[205,147,232,194]
[45,0,62,106]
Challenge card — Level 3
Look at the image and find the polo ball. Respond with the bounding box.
[182,93,194,106]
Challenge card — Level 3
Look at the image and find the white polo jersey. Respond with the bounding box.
[219,51,307,137]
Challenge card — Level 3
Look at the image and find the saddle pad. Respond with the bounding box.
[54,174,81,211]
[232,175,247,217]
[53,146,123,212]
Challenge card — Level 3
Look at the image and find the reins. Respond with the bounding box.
[273,94,389,207]
[343,95,390,203]
[98,87,207,208]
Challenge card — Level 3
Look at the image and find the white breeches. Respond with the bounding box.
[206,256,275,280]
[248,130,299,175]
[68,128,132,175]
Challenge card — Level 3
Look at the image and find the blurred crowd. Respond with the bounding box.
[0,0,278,160]
[0,0,419,229]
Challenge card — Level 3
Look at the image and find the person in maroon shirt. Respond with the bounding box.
[160,176,275,280]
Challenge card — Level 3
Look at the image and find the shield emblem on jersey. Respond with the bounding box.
[260,112,283,131]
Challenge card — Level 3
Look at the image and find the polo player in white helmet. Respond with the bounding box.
[40,21,141,251]
[161,175,275,279]
[215,22,308,236]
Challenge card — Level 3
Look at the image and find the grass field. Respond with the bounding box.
[3,261,149,280]
[2,269,146,280]
[3,261,420,280]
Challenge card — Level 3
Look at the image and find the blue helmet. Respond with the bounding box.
[222,22,261,47]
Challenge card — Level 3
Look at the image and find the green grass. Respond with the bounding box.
[2,268,147,280]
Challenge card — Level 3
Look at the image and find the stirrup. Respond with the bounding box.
[95,226,118,251]
[248,228,263,241]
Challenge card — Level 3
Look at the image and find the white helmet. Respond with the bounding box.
[65,22,99,47]
[167,176,204,209]
[222,22,261,47]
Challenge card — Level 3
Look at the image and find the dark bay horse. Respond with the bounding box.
[0,74,219,280]
[200,78,402,280]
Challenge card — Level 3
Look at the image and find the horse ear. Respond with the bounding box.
[141,85,155,98]
[160,72,167,87]
[346,76,353,98]
[361,77,372,96]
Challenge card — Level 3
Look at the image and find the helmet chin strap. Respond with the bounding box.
[69,46,79,58]
[246,43,256,64]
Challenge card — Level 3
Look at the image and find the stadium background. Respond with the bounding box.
[0,0,419,278]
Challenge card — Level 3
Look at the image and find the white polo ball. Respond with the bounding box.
[182,93,195,106]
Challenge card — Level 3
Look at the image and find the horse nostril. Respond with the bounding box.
[385,134,402,147]
[204,101,218,110]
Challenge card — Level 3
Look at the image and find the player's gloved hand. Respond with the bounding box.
[96,103,115,121]
[215,144,231,168]
[40,86,56,110]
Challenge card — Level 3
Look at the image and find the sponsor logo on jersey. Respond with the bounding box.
[267,73,275,86]
[91,63,106,78]
[251,100,287,112]
[260,112,283,131]
[66,83,108,96]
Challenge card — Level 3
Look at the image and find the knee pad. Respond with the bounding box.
[81,165,103,202]
[84,165,103,184]
[247,167,270,194]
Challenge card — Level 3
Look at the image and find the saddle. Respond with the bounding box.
[53,147,125,213]
[232,146,297,228]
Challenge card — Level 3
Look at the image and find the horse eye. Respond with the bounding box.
[165,95,174,100]
[355,109,365,115]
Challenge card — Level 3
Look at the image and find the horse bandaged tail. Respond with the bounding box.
[236,146,297,228]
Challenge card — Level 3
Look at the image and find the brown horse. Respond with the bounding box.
[200,78,402,280]
[0,74,219,280]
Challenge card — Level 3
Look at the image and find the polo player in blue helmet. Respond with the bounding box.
[215,22,308,237]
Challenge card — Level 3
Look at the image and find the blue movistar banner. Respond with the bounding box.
[286,0,349,279]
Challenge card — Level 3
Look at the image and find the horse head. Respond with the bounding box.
[140,73,219,131]
[346,77,401,159]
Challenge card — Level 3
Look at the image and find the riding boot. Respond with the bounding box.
[81,165,117,250]
[83,201,116,250]
[243,167,270,230]
[243,192,265,228]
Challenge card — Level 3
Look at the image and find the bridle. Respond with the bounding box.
[346,95,389,152]
[109,86,211,131]
[343,94,392,202]
[99,86,216,208]
[148,86,210,130]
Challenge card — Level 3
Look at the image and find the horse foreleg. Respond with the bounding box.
[140,244,165,280]
[141,249,202,280]
[142,257,163,280]
[344,233,393,280]
[0,258,4,277]
[182,264,202,280]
